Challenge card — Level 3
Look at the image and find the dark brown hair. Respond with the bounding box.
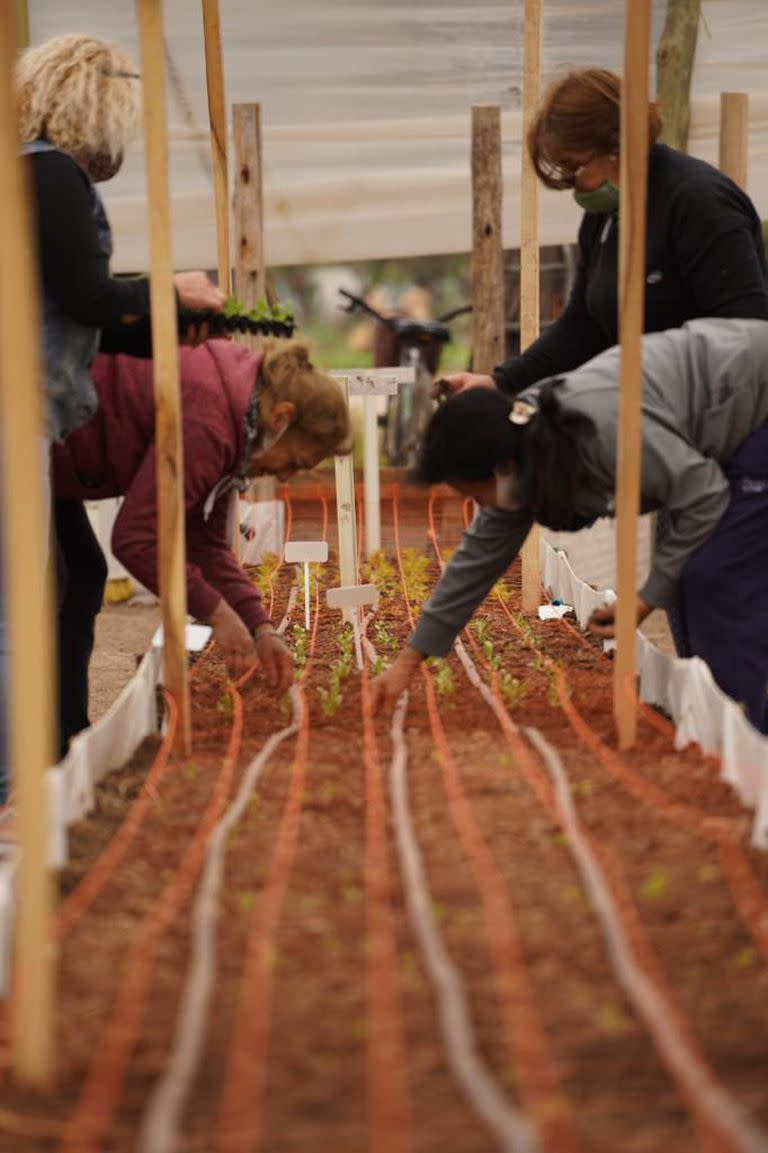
[528,68,662,189]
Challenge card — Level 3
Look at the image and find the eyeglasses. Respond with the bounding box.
[555,154,600,189]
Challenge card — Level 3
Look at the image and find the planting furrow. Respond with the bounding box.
[359,663,413,1151]
[392,497,580,1153]
[57,680,247,1153]
[213,499,328,1153]
[384,682,538,1153]
[527,725,768,1153]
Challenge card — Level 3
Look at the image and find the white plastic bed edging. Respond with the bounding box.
[45,647,162,870]
[540,540,768,849]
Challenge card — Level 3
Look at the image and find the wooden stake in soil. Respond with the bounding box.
[201,0,231,294]
[136,0,191,752]
[330,367,415,559]
[233,101,273,511]
[519,0,543,612]
[614,0,652,749]
[0,0,55,1086]
[719,92,749,190]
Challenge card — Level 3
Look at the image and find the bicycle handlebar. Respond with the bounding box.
[338,287,471,329]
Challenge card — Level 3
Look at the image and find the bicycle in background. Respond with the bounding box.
[338,288,470,468]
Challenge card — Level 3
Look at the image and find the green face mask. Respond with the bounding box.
[573,181,619,214]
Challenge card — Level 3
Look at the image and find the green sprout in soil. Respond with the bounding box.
[400,548,430,609]
[364,550,396,595]
[426,657,455,704]
[291,623,308,677]
[253,551,281,598]
[318,625,356,717]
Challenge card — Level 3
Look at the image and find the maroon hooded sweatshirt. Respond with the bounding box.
[51,340,270,632]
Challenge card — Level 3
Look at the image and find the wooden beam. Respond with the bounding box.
[519,0,543,612]
[0,0,55,1087]
[614,0,652,749]
[14,0,28,49]
[136,0,191,752]
[201,0,231,294]
[718,92,749,190]
[656,0,701,152]
[233,102,266,316]
[470,104,505,374]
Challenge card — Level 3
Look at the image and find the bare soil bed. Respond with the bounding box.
[0,491,766,1153]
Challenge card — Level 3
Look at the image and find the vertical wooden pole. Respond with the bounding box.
[14,0,28,48]
[519,0,543,612]
[614,0,652,749]
[719,92,749,190]
[470,104,505,374]
[136,0,191,753]
[233,102,266,318]
[233,103,273,505]
[0,0,55,1086]
[201,0,231,294]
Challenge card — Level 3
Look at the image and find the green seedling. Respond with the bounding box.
[364,550,396,593]
[732,946,758,970]
[252,551,282,597]
[640,868,669,901]
[373,619,397,651]
[236,890,258,913]
[371,654,389,677]
[291,623,308,675]
[426,657,455,703]
[400,547,430,608]
[217,691,234,717]
[318,679,343,717]
[497,669,527,709]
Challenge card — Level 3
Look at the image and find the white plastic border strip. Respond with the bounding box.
[46,647,161,867]
[540,540,768,849]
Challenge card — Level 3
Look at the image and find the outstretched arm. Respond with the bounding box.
[371,506,533,712]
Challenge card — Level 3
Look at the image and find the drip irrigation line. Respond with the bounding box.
[213,497,328,1153]
[386,686,538,1153]
[58,684,246,1153]
[359,654,413,1152]
[392,496,579,1153]
[527,725,768,1153]
[137,575,308,1153]
[430,497,768,1142]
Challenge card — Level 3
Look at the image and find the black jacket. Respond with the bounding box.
[493,144,768,395]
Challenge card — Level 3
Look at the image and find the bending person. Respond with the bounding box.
[52,339,351,755]
[373,318,768,733]
[442,68,767,397]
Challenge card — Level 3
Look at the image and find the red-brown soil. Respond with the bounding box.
[0,493,766,1153]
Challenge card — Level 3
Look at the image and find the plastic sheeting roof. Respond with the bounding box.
[28,1,768,269]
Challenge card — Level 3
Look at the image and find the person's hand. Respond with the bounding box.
[180,320,213,346]
[432,371,496,398]
[209,600,259,678]
[588,597,652,639]
[370,646,424,715]
[173,270,226,313]
[253,623,294,694]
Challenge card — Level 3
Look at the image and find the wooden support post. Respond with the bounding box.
[0,0,55,1086]
[471,104,505,373]
[201,0,231,294]
[614,0,652,749]
[719,92,749,190]
[656,0,701,152]
[519,0,543,612]
[233,103,266,321]
[14,0,28,48]
[136,0,191,753]
[233,102,272,505]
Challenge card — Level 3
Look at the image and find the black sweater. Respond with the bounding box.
[29,148,154,358]
[494,143,768,395]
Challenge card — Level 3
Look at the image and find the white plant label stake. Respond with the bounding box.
[285,541,329,630]
[331,367,415,559]
[326,584,379,670]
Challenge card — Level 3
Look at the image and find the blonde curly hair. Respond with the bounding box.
[260,340,352,457]
[16,34,140,178]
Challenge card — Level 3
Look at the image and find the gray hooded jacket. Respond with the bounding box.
[410,318,768,657]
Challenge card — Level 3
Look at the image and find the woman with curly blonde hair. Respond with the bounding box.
[16,33,224,441]
[52,337,351,751]
[0,35,224,799]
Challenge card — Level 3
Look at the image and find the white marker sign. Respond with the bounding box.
[326,584,379,669]
[330,366,415,397]
[285,541,329,630]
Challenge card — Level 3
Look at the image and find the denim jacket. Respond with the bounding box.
[23,139,113,442]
